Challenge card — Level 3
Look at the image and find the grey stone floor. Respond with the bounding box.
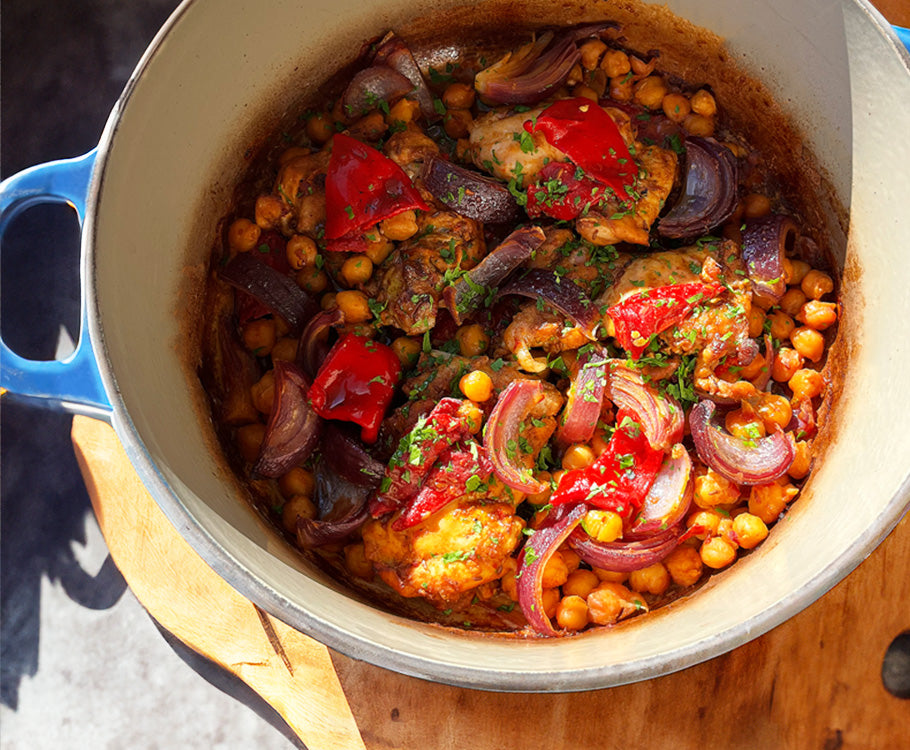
[1,1,301,746]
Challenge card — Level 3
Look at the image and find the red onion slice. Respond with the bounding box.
[297,501,369,547]
[658,137,738,240]
[483,380,547,494]
[626,446,692,539]
[373,34,437,121]
[568,525,682,572]
[742,214,799,303]
[605,363,684,451]
[220,252,318,335]
[556,346,607,446]
[517,503,588,636]
[321,423,384,488]
[501,269,600,339]
[298,308,345,378]
[443,226,545,325]
[422,153,521,225]
[341,65,415,119]
[254,361,322,478]
[688,399,795,485]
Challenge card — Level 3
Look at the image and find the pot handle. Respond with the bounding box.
[895,25,910,54]
[0,150,112,419]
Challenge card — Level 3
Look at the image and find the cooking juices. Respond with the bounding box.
[200,24,838,636]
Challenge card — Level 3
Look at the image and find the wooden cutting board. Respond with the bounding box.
[71,416,909,749]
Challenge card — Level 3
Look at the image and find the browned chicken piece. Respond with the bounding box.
[468,106,565,182]
[383,123,441,181]
[524,227,625,297]
[361,496,525,607]
[362,209,486,335]
[575,144,678,246]
[273,149,330,236]
[503,305,591,373]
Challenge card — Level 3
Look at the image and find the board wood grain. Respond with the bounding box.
[72,416,909,749]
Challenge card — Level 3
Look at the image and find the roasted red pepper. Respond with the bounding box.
[525,161,613,221]
[607,281,722,360]
[525,97,636,200]
[307,333,400,444]
[369,398,477,517]
[550,411,664,519]
[391,440,493,530]
[324,133,430,243]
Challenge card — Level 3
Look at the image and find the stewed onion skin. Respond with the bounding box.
[605,362,684,451]
[689,399,795,485]
[341,66,414,119]
[297,501,369,547]
[372,33,437,121]
[742,214,799,304]
[297,308,345,378]
[483,380,548,494]
[501,270,600,339]
[568,525,682,573]
[556,347,607,447]
[422,154,522,226]
[658,137,738,240]
[254,361,322,478]
[625,446,692,539]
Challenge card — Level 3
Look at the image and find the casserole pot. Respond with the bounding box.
[2,0,909,692]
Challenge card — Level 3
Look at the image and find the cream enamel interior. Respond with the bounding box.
[87,0,910,690]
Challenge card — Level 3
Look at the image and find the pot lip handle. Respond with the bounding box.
[894,24,910,55]
[0,150,112,420]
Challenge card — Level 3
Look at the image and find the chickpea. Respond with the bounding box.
[664,546,703,587]
[542,588,561,620]
[767,309,796,340]
[500,557,519,601]
[633,75,669,109]
[340,254,374,287]
[700,537,737,569]
[600,48,631,78]
[587,582,645,625]
[579,38,608,70]
[690,89,717,116]
[661,92,691,123]
[347,110,387,142]
[630,55,656,77]
[364,234,395,265]
[694,469,740,508]
[590,429,610,456]
[459,370,494,403]
[281,494,316,534]
[387,97,421,125]
[271,336,298,363]
[800,269,834,300]
[344,543,374,580]
[748,479,799,524]
[725,409,766,440]
[788,440,812,480]
[457,400,484,435]
[686,509,722,539]
[790,326,825,363]
[562,443,596,470]
[250,371,276,415]
[541,551,570,589]
[444,109,474,139]
[526,472,553,505]
[592,568,628,583]
[779,288,808,317]
[286,234,318,270]
[392,336,421,368]
[742,193,772,219]
[732,513,769,550]
[789,368,825,402]
[320,292,338,311]
[738,351,767,381]
[754,393,793,432]
[305,111,334,144]
[242,318,277,356]
[235,423,267,463]
[771,347,804,383]
[296,265,329,294]
[562,549,581,573]
[748,307,766,338]
[683,113,715,137]
[628,562,670,596]
[797,300,837,331]
[456,323,490,357]
[787,259,811,286]
[380,210,419,242]
[582,509,623,543]
[556,595,589,631]
[335,290,372,324]
[442,82,476,110]
[572,84,599,102]
[227,217,262,253]
[563,568,599,598]
[609,74,634,102]
[279,467,316,499]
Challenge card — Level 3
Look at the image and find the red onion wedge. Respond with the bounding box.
[742,214,799,304]
[298,308,345,378]
[501,269,600,339]
[517,503,588,636]
[658,137,738,240]
[297,501,369,548]
[568,524,682,573]
[556,346,607,446]
[475,25,611,105]
[483,380,548,494]
[443,226,545,325]
[422,153,522,225]
[253,361,322,478]
[626,445,692,539]
[372,33,437,121]
[341,65,415,119]
[605,362,684,451]
[321,423,384,488]
[220,252,318,336]
[688,399,795,485]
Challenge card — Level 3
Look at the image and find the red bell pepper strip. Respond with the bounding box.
[550,411,664,520]
[369,398,476,517]
[391,440,494,530]
[607,281,723,360]
[525,161,614,221]
[307,333,401,444]
[324,133,430,242]
[525,97,636,200]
